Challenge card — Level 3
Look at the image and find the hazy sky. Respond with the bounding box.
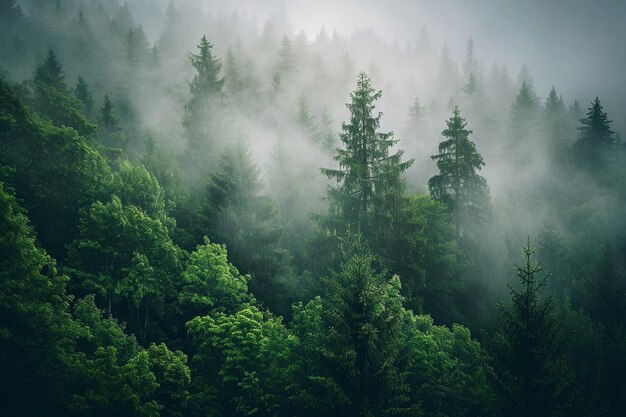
[207,0,626,130]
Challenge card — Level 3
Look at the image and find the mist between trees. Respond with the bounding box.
[1,1,625,417]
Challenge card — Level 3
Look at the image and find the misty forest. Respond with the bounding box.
[1,0,626,416]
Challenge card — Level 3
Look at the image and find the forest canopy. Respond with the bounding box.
[1,1,625,416]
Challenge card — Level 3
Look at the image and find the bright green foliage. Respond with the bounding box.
[179,237,250,317]
[428,106,490,238]
[68,196,181,342]
[405,316,493,417]
[187,305,293,417]
[286,252,492,417]
[489,240,573,417]
[320,72,413,246]
[113,160,171,225]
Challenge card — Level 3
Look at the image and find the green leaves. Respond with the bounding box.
[180,237,250,317]
[187,305,292,417]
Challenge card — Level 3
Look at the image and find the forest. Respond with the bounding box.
[1,0,625,416]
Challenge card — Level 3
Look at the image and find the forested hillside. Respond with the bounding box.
[1,1,625,416]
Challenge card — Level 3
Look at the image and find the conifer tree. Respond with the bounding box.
[320,72,413,244]
[73,76,94,117]
[34,49,66,91]
[408,94,426,127]
[490,239,572,417]
[572,97,617,176]
[510,80,540,142]
[428,106,489,239]
[100,95,126,149]
[543,86,569,165]
[462,37,478,77]
[183,35,224,165]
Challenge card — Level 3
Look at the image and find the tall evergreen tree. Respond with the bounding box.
[34,49,66,91]
[462,37,478,77]
[182,35,224,169]
[428,106,490,239]
[572,97,616,172]
[510,80,540,142]
[490,239,573,417]
[320,72,413,246]
[73,76,94,117]
[204,144,288,313]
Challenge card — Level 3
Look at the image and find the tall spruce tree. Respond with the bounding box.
[490,239,572,417]
[510,80,540,142]
[183,35,224,166]
[320,72,413,246]
[428,106,489,239]
[572,97,616,172]
[34,49,66,91]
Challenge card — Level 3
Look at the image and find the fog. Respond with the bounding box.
[2,0,624,303]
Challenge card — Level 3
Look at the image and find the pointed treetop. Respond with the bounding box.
[34,49,66,90]
[577,96,615,145]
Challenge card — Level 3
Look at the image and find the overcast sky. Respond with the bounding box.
[206,0,625,130]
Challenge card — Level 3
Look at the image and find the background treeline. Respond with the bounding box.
[1,1,626,416]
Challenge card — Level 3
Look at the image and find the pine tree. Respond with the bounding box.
[277,35,296,77]
[543,86,569,165]
[295,94,318,141]
[183,35,224,165]
[572,97,619,183]
[100,95,125,149]
[34,49,66,91]
[73,76,94,117]
[408,94,426,126]
[428,106,490,239]
[577,97,615,146]
[462,37,478,77]
[204,143,287,312]
[510,81,540,140]
[490,239,572,417]
[320,72,413,244]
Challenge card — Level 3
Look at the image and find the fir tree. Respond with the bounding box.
[408,94,426,126]
[73,76,94,117]
[100,95,126,149]
[428,106,490,239]
[510,80,540,147]
[490,239,573,417]
[34,49,66,91]
[182,35,224,166]
[320,72,413,243]
[462,37,478,77]
[572,97,617,175]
